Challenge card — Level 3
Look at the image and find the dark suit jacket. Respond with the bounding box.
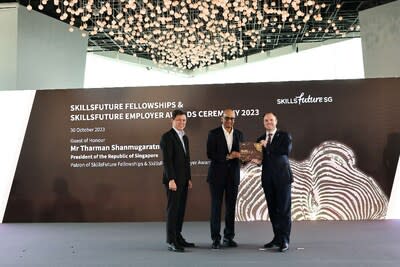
[207,127,244,186]
[257,130,293,186]
[160,129,191,186]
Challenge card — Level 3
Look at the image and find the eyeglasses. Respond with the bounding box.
[224,116,235,121]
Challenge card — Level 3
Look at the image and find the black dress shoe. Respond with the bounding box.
[263,240,279,249]
[279,242,289,252]
[178,238,195,248]
[168,242,184,252]
[223,238,238,247]
[211,240,221,249]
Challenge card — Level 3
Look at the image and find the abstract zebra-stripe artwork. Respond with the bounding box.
[236,141,388,221]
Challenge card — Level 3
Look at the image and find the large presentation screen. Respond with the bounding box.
[2,78,400,222]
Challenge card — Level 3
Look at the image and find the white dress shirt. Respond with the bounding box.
[173,127,186,153]
[266,128,277,143]
[222,125,234,153]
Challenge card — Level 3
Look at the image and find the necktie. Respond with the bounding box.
[267,133,272,146]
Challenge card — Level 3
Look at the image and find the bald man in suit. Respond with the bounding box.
[207,109,244,249]
[256,112,293,252]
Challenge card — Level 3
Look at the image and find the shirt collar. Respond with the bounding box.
[173,127,185,137]
[222,125,234,135]
[266,128,277,136]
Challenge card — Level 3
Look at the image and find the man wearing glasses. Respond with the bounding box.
[206,109,244,249]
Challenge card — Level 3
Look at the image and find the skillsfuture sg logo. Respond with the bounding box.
[276,92,333,105]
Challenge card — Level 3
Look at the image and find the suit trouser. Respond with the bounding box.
[165,184,188,244]
[262,179,292,244]
[209,180,238,241]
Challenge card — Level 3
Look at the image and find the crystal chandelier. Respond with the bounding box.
[26,1,353,70]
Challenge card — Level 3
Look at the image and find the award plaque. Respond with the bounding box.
[240,142,263,162]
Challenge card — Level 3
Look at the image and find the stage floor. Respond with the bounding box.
[1,220,399,266]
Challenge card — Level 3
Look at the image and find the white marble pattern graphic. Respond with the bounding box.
[236,141,388,221]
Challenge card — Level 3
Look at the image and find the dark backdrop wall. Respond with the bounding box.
[4,78,400,222]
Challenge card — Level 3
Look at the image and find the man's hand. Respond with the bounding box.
[168,179,177,191]
[260,140,267,147]
[231,151,240,158]
[188,180,193,189]
[227,151,240,160]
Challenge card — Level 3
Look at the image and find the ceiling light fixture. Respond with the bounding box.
[26,0,352,70]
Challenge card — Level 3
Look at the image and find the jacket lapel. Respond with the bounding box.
[260,133,267,141]
[171,129,186,155]
[183,135,189,155]
[232,130,239,151]
[271,131,280,146]
[219,127,229,154]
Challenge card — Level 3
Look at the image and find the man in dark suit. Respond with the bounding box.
[160,109,194,252]
[207,109,244,249]
[256,112,293,252]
